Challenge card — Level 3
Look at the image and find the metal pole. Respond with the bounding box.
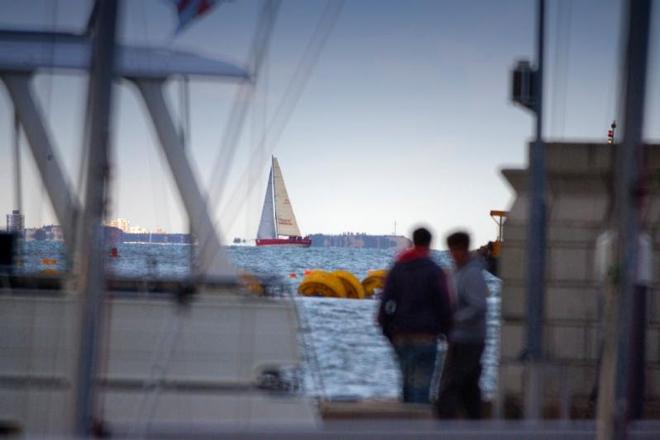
[525,0,546,421]
[12,111,22,213]
[613,0,650,437]
[73,0,119,436]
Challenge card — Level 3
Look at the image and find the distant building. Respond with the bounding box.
[6,210,24,235]
[22,225,68,242]
[24,221,189,244]
[106,218,153,234]
[308,233,411,249]
[41,225,64,242]
[106,218,131,232]
[24,228,40,241]
[122,232,192,244]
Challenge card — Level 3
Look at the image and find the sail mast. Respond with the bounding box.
[272,156,278,237]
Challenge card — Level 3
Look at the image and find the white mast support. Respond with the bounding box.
[1,73,79,249]
[134,79,235,279]
[0,30,250,80]
[0,31,249,255]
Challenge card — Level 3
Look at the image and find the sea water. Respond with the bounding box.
[18,241,501,401]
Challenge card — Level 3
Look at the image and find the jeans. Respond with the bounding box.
[394,340,438,403]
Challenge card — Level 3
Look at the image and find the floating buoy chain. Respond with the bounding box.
[297,269,387,299]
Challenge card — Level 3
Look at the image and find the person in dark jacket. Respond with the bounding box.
[377,227,452,403]
[435,231,488,419]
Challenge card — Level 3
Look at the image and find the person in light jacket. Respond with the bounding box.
[435,231,488,418]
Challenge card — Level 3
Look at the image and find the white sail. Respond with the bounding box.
[272,157,302,237]
[257,167,276,239]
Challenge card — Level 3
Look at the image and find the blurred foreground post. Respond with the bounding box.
[596,0,651,439]
[73,0,119,436]
[524,0,546,420]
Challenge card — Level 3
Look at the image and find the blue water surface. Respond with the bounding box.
[18,241,501,401]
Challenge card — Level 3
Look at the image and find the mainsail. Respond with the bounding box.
[257,167,276,239]
[257,157,302,238]
[272,157,302,237]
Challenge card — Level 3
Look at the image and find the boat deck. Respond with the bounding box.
[108,420,660,439]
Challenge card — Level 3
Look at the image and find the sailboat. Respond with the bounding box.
[256,157,312,247]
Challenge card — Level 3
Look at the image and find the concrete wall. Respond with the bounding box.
[498,142,660,418]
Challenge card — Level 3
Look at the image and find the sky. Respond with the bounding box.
[1,0,660,249]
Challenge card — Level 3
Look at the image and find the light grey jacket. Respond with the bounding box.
[449,257,488,343]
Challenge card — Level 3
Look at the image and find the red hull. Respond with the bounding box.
[256,237,312,247]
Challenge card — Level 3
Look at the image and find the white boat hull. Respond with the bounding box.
[0,289,318,435]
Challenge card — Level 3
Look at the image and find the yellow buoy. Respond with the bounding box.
[332,270,366,299]
[39,268,59,277]
[238,272,265,295]
[362,269,388,298]
[298,271,347,298]
[367,269,388,276]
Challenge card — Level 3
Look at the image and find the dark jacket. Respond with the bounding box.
[377,247,452,339]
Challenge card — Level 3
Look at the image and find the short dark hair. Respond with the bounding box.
[413,227,432,247]
[446,231,470,250]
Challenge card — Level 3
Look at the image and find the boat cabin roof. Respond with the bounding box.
[0,30,249,80]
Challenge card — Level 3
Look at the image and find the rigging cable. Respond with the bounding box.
[144,0,172,234]
[206,0,283,209]
[195,0,283,261]
[35,0,60,235]
[179,75,191,149]
[245,17,271,242]
[210,0,345,253]
[74,0,101,264]
[604,0,626,142]
[246,64,261,240]
[248,33,270,241]
[254,31,270,236]
[129,305,188,438]
[178,74,194,270]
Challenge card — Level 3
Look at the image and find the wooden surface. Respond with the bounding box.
[320,400,434,420]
